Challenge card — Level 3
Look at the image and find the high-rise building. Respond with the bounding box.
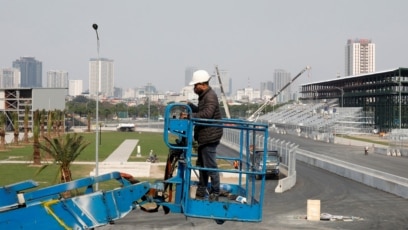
[122,88,136,99]
[0,68,20,88]
[113,87,123,98]
[89,58,114,97]
[12,57,42,87]
[69,80,83,96]
[47,70,68,88]
[345,38,375,76]
[273,69,292,103]
[260,81,273,98]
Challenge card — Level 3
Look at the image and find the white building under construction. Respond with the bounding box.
[0,88,66,130]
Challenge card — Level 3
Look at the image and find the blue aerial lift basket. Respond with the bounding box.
[161,103,269,223]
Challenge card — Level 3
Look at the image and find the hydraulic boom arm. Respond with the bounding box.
[247,66,311,121]
[215,65,231,118]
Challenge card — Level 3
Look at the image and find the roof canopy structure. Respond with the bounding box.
[300,68,408,131]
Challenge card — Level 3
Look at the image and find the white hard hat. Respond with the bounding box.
[189,70,211,85]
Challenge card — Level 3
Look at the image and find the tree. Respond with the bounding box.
[47,110,53,138]
[0,113,6,150]
[32,110,41,165]
[23,105,30,143]
[52,110,58,137]
[87,112,91,132]
[54,109,64,136]
[12,112,19,145]
[35,133,90,183]
[71,95,89,103]
[40,109,46,139]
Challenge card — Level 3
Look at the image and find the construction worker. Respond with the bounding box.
[364,146,369,155]
[182,70,223,201]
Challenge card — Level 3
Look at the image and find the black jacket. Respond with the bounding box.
[189,87,223,146]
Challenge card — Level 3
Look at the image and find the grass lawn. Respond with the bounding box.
[0,131,170,161]
[0,131,171,188]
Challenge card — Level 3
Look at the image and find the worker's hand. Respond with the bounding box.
[180,112,189,119]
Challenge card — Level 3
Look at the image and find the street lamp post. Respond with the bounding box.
[147,83,151,128]
[99,123,102,145]
[92,23,100,190]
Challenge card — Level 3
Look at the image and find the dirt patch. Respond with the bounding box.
[150,164,165,178]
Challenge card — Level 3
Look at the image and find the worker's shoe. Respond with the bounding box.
[227,194,238,200]
[209,193,219,202]
[195,187,208,199]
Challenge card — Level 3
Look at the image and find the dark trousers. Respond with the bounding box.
[197,142,220,194]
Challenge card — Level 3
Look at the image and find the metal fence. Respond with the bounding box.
[221,128,298,176]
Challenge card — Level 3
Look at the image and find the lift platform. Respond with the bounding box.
[159,103,270,223]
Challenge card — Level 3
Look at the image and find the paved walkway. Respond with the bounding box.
[91,139,154,177]
[103,139,139,162]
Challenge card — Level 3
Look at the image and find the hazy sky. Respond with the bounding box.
[1,0,408,93]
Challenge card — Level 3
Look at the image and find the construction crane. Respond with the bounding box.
[247,66,311,122]
[215,65,231,118]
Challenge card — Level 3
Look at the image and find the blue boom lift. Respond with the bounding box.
[0,103,270,229]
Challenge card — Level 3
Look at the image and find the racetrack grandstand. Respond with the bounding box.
[258,99,373,141]
[298,67,408,132]
[257,67,408,143]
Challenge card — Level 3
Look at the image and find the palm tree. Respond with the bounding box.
[32,110,41,165]
[47,110,53,138]
[0,113,6,150]
[23,105,30,143]
[87,112,91,132]
[35,133,90,183]
[52,110,58,137]
[12,112,19,145]
[40,109,46,139]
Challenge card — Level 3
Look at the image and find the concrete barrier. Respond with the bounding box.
[275,171,296,193]
[297,149,408,199]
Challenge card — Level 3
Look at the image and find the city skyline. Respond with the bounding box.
[1,1,408,93]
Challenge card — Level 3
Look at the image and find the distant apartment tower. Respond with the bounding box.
[122,88,136,99]
[12,57,42,87]
[0,68,20,88]
[114,87,122,98]
[260,81,273,98]
[345,38,375,76]
[69,80,83,96]
[89,58,114,97]
[47,70,68,88]
[185,66,198,86]
[273,69,291,103]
